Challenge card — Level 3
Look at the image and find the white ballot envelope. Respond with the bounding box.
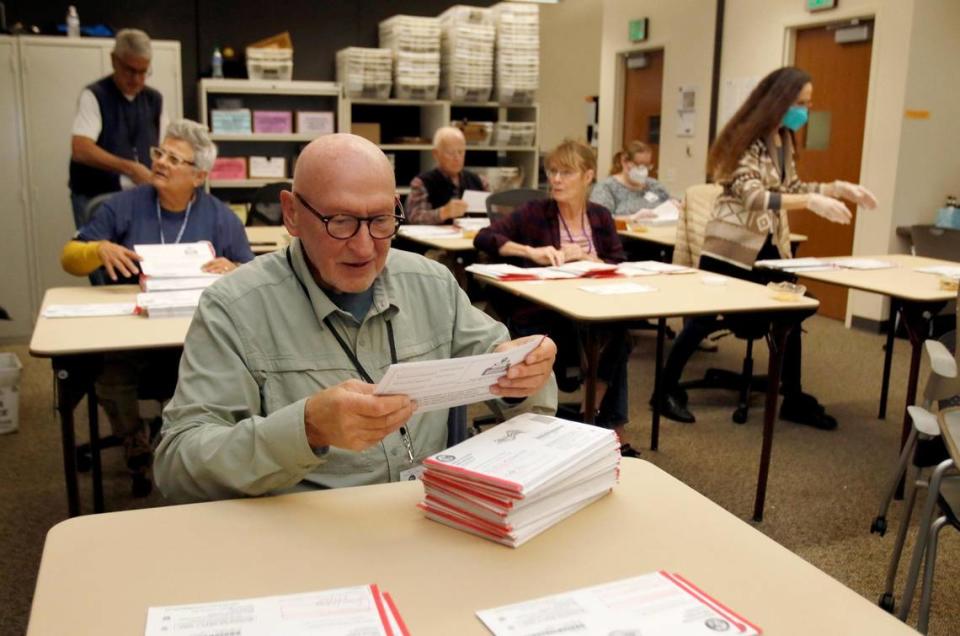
[144,584,408,636]
[135,242,218,278]
[374,336,542,413]
[477,571,761,636]
[462,189,491,214]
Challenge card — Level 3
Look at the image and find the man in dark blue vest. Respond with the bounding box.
[69,29,165,230]
[405,126,488,224]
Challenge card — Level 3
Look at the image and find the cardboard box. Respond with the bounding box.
[211,109,252,134]
[296,111,335,135]
[253,110,293,134]
[209,157,247,180]
[249,156,287,179]
[351,123,381,144]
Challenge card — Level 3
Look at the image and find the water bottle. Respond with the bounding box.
[212,47,224,79]
[66,5,80,38]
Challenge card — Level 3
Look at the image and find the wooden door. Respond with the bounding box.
[792,22,873,319]
[622,49,664,176]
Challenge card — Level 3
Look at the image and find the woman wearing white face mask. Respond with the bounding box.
[589,141,672,217]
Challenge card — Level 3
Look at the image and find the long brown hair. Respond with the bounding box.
[610,141,652,175]
[707,67,811,181]
[546,138,597,177]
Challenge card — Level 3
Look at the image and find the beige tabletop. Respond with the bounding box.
[27,459,912,635]
[245,225,290,254]
[29,286,190,357]
[483,271,818,322]
[619,227,808,248]
[794,254,958,302]
[396,226,477,252]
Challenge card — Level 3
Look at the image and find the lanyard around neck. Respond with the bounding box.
[285,246,398,381]
[558,207,594,254]
[156,198,193,245]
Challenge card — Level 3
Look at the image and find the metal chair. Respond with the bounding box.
[246,182,289,226]
[894,407,960,633]
[873,286,959,613]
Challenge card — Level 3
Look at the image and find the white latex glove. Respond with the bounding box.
[807,193,852,225]
[832,181,878,210]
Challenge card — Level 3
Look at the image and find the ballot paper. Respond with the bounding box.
[136,289,205,318]
[756,257,894,272]
[617,260,695,276]
[418,412,620,547]
[632,199,681,225]
[462,189,491,214]
[827,257,894,270]
[397,225,462,239]
[135,242,219,278]
[466,262,618,281]
[916,265,960,277]
[41,303,136,318]
[578,283,656,295]
[144,584,410,636]
[476,571,761,636]
[374,336,542,413]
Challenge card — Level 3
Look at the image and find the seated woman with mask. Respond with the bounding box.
[590,141,671,218]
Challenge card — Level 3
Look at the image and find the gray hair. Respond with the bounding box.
[113,29,153,60]
[164,119,218,172]
[433,126,465,148]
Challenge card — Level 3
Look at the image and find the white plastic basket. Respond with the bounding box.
[440,5,494,26]
[493,121,536,146]
[246,47,293,81]
[0,352,22,435]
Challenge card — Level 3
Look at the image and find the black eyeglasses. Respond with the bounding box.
[293,192,405,240]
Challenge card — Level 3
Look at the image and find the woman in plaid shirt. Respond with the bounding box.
[475,139,638,457]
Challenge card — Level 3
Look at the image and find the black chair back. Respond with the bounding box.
[910,224,960,261]
[247,182,289,226]
[485,188,547,222]
[81,192,115,228]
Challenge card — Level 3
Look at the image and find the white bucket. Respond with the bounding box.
[0,352,22,434]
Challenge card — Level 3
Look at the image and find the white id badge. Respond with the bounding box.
[399,465,426,482]
[644,191,660,203]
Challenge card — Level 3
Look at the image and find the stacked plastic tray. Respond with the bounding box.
[492,2,539,104]
[439,5,495,103]
[337,47,393,99]
[379,15,441,101]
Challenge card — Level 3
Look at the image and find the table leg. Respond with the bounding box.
[878,299,898,420]
[87,386,104,513]
[582,327,599,425]
[754,319,791,522]
[53,361,84,517]
[650,318,666,451]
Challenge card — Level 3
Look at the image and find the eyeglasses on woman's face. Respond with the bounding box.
[150,146,196,168]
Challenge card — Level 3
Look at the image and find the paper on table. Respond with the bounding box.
[135,242,218,278]
[374,336,542,413]
[144,584,405,636]
[618,260,695,275]
[462,189,491,214]
[42,303,136,318]
[915,265,960,277]
[476,571,761,636]
[754,257,828,270]
[633,199,681,225]
[398,225,462,239]
[579,283,656,295]
[829,257,894,270]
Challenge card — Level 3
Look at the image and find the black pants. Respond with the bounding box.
[660,240,815,397]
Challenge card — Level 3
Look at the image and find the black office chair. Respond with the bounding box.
[485,187,547,221]
[246,182,289,226]
[910,224,960,261]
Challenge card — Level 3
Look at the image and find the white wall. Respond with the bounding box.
[538,0,603,152]
[597,0,716,194]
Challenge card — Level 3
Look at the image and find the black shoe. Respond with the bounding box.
[779,392,838,430]
[131,473,153,498]
[619,443,641,458]
[651,392,695,424]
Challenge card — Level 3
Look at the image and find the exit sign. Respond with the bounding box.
[629,18,648,42]
[807,0,837,11]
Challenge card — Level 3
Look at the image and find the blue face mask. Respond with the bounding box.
[782,105,809,131]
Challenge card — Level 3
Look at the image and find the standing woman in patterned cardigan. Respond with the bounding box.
[474,139,638,456]
[654,66,877,429]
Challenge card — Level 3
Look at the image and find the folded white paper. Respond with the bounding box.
[135,242,218,278]
[462,189,491,213]
[398,225,462,239]
[374,336,542,413]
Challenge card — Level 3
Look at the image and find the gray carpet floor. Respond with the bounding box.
[1,315,958,635]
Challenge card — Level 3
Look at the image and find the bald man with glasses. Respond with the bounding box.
[155,133,558,503]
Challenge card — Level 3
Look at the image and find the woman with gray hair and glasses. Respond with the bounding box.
[59,118,254,496]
